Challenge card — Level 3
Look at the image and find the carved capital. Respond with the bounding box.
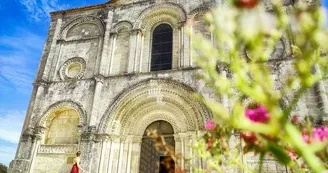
[132,136,142,144]
[33,80,48,87]
[178,21,186,29]
[34,133,43,141]
[35,126,46,135]
[81,126,97,141]
[131,29,142,35]
[21,127,35,141]
[110,32,118,37]
[94,74,105,83]
[95,133,110,142]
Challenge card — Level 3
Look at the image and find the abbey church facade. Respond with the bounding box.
[8,0,324,173]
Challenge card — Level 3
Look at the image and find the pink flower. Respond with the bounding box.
[288,151,298,160]
[245,105,270,123]
[312,126,328,142]
[302,126,328,144]
[205,120,216,130]
[302,129,310,143]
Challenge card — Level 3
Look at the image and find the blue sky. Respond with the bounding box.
[0,0,328,168]
[0,0,107,166]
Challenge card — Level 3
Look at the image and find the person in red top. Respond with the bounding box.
[70,151,85,173]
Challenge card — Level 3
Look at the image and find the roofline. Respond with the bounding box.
[50,1,118,16]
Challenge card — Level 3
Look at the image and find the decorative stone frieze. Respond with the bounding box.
[38,144,78,154]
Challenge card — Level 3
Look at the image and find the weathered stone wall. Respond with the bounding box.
[8,0,327,173]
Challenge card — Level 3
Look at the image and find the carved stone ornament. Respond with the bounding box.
[98,78,212,135]
[134,2,187,31]
[38,144,78,154]
[59,57,86,80]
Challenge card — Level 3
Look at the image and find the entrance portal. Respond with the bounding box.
[139,120,175,173]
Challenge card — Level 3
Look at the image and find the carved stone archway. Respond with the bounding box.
[98,78,211,135]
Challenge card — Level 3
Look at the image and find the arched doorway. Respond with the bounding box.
[139,120,175,173]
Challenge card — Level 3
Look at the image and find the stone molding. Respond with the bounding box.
[94,74,105,83]
[36,100,87,129]
[32,80,48,87]
[38,144,78,154]
[61,15,105,41]
[188,6,210,19]
[112,20,133,33]
[133,2,187,30]
[98,78,212,134]
[59,57,86,80]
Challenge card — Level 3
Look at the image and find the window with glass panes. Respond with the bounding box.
[151,24,173,71]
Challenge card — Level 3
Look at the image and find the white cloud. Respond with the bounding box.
[0,29,43,94]
[0,143,18,166]
[19,0,69,22]
[0,110,25,144]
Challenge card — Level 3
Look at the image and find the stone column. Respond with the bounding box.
[26,80,48,135]
[187,24,193,67]
[179,24,185,68]
[41,15,63,81]
[127,29,142,73]
[106,136,116,173]
[125,136,133,173]
[28,127,45,173]
[90,75,104,126]
[99,10,114,75]
[50,41,64,81]
[130,136,142,173]
[186,133,194,173]
[117,136,126,173]
[174,134,183,170]
[134,31,144,73]
[8,80,48,173]
[80,126,97,172]
[108,32,118,75]
[9,126,45,173]
[97,134,110,173]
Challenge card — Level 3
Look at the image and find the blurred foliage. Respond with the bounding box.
[186,0,328,172]
[149,0,328,172]
[0,163,7,173]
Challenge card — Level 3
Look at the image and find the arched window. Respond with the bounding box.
[151,24,173,71]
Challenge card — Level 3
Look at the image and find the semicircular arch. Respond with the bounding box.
[133,2,187,31]
[98,78,211,135]
[112,20,133,33]
[61,16,105,40]
[37,100,87,128]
